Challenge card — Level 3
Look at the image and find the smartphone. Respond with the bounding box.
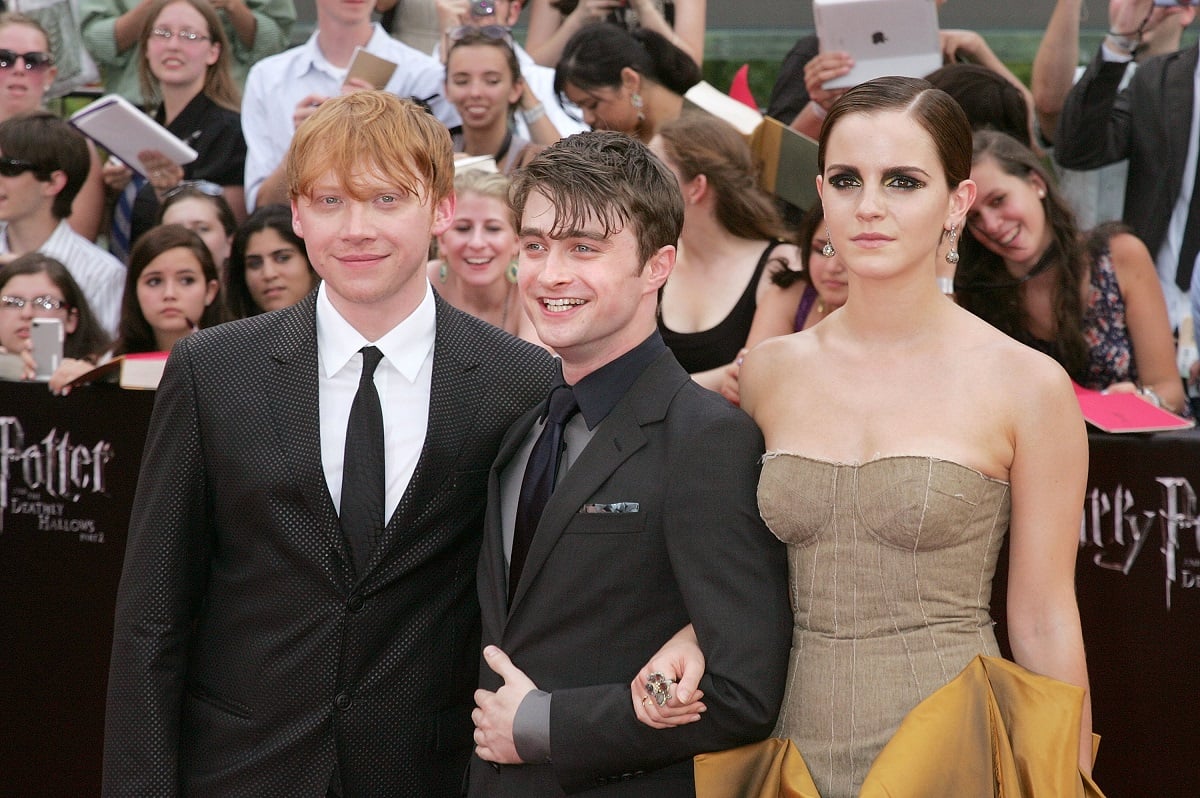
[30,317,63,382]
[469,0,495,16]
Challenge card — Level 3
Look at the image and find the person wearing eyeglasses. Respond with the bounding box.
[0,253,111,382]
[0,112,126,338]
[101,0,246,256]
[79,0,295,107]
[0,13,107,243]
[242,0,458,211]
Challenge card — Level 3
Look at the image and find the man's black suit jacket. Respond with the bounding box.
[102,292,555,797]
[469,350,792,797]
[1056,42,1199,264]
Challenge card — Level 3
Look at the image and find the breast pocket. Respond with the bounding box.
[563,511,646,535]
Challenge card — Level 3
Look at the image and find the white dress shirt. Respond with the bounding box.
[242,24,460,209]
[316,281,435,523]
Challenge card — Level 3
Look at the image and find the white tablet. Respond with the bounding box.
[814,0,942,90]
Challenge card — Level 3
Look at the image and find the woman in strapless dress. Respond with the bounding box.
[632,77,1097,797]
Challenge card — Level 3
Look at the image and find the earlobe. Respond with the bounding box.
[619,66,642,95]
[645,245,675,290]
[291,202,304,238]
[431,195,456,236]
[949,178,977,226]
[205,279,219,306]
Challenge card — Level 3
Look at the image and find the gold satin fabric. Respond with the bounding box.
[695,656,1105,798]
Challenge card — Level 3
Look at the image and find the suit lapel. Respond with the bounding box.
[265,296,354,584]
[506,351,686,615]
[1162,47,1196,200]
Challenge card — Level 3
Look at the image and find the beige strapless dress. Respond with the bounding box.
[758,454,1011,798]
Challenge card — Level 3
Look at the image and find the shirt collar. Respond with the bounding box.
[315,279,436,381]
[569,332,666,429]
[298,24,389,79]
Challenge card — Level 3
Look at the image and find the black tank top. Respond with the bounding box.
[657,241,780,374]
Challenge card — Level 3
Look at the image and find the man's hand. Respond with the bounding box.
[472,646,536,764]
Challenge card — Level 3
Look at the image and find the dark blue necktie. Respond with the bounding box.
[340,346,385,575]
[509,385,578,604]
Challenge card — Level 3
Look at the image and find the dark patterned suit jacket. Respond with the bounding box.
[468,350,792,797]
[102,292,555,797]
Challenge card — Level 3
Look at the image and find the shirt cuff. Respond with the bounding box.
[513,689,552,764]
[1101,39,1136,63]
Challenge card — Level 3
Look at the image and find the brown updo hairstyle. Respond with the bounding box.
[655,111,791,243]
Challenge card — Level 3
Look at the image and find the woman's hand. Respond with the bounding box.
[49,358,99,396]
[102,157,134,193]
[803,51,853,111]
[138,149,185,198]
[630,623,707,729]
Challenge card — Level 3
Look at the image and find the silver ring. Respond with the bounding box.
[646,671,674,707]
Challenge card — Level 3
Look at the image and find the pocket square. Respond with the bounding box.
[580,502,640,514]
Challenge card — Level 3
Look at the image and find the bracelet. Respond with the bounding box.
[521,103,546,125]
[808,100,828,122]
[1104,32,1140,56]
[1138,385,1165,409]
[936,276,955,295]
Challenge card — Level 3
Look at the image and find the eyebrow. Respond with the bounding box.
[826,163,934,178]
[519,227,608,242]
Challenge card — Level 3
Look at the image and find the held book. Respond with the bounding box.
[68,94,198,176]
[682,81,820,210]
[62,351,169,392]
[1072,383,1195,433]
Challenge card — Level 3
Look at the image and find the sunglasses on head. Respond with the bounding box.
[0,156,50,179]
[0,49,54,72]
[162,180,224,202]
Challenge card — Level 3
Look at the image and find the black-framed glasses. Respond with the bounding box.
[448,24,512,44]
[0,294,68,312]
[150,27,211,43]
[0,49,54,72]
[163,180,223,202]
[0,156,49,179]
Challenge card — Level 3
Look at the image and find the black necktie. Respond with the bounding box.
[1176,153,1200,292]
[509,385,578,604]
[340,346,385,575]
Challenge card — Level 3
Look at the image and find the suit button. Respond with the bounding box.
[347,595,364,612]
[334,693,353,710]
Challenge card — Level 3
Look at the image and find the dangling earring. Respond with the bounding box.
[631,92,645,123]
[506,258,519,284]
[945,224,960,265]
[821,227,836,258]
[438,262,448,284]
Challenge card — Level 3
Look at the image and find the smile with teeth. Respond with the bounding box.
[543,298,584,312]
[995,227,1020,247]
[465,257,493,265]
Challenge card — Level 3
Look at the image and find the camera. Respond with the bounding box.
[469,0,495,16]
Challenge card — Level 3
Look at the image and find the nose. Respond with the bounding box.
[537,247,573,288]
[581,107,598,129]
[855,183,885,221]
[970,207,1001,237]
[342,202,374,240]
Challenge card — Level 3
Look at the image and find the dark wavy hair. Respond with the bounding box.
[554,25,699,106]
[226,204,314,318]
[956,130,1090,380]
[117,224,229,354]
[771,201,823,289]
[925,63,1031,148]
[509,130,682,267]
[0,253,111,360]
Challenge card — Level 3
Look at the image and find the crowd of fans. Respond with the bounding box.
[0,0,1195,417]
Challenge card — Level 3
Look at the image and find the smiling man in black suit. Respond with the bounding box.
[102,91,555,797]
[468,131,792,797]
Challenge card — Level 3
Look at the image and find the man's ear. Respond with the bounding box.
[643,244,674,292]
[431,193,456,236]
[291,200,304,238]
[43,169,68,201]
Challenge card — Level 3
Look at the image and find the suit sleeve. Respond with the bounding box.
[1054,47,1134,170]
[547,405,792,793]
[102,339,212,797]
